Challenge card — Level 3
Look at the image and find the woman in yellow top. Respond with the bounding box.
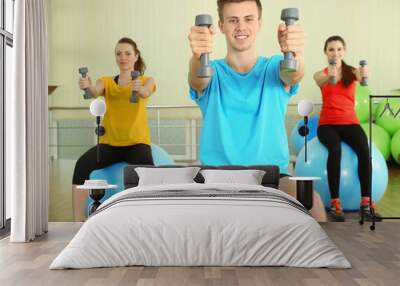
[72,37,156,221]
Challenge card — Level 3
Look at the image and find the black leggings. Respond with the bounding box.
[72,143,154,185]
[317,124,370,199]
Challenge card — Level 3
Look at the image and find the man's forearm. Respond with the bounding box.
[188,56,210,93]
[280,55,305,86]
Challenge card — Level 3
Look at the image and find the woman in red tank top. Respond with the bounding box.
[313,35,381,222]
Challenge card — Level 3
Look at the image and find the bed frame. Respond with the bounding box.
[123,165,281,189]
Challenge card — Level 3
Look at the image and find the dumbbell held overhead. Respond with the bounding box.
[280,8,299,73]
[195,14,214,78]
[78,67,93,99]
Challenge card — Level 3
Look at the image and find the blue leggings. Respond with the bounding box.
[317,124,370,199]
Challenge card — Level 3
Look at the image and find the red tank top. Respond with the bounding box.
[318,68,359,126]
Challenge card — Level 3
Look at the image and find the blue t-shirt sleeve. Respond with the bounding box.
[189,61,216,110]
[270,55,300,97]
[289,82,300,96]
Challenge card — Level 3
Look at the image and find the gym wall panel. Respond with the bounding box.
[47,0,400,109]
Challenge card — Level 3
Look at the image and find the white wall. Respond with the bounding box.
[47,0,400,109]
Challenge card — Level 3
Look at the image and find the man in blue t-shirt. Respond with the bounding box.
[187,0,326,221]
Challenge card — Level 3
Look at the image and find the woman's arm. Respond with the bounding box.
[353,67,364,83]
[78,76,105,98]
[134,77,156,98]
[354,64,368,83]
[313,70,329,88]
[91,79,105,97]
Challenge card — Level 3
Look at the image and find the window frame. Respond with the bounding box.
[0,0,14,232]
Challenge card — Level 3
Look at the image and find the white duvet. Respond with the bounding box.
[50,183,351,269]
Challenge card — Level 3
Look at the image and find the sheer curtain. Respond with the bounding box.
[7,0,49,242]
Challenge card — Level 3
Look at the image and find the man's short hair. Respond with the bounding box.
[217,0,263,21]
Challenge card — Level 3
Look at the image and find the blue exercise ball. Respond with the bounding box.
[151,143,175,165]
[295,138,388,211]
[86,144,175,215]
[290,115,319,155]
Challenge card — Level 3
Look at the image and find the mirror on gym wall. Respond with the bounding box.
[47,0,400,222]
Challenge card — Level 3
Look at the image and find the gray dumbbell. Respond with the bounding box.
[195,14,213,78]
[359,60,368,86]
[328,59,337,84]
[280,8,299,72]
[130,70,141,103]
[78,67,92,99]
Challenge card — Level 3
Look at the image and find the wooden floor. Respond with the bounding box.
[0,222,399,286]
[3,159,392,285]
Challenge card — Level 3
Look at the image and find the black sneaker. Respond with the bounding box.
[329,200,345,222]
[360,204,382,222]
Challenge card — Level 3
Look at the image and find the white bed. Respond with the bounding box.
[50,182,350,269]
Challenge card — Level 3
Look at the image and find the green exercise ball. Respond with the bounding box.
[375,98,400,136]
[391,129,400,164]
[361,123,391,160]
[372,101,379,119]
[355,83,370,123]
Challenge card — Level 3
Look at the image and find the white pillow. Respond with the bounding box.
[200,169,266,185]
[135,167,201,186]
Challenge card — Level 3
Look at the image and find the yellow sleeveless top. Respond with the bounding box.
[99,75,154,146]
